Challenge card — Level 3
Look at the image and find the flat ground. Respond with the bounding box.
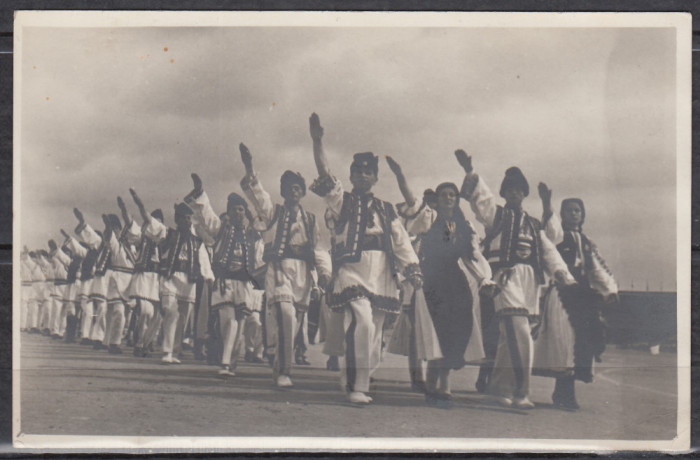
[17,332,678,442]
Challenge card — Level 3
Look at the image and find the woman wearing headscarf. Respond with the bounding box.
[533,198,619,411]
[408,181,494,405]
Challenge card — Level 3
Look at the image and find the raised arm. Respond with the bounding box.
[130,189,167,243]
[117,196,142,245]
[456,150,497,230]
[183,173,222,240]
[61,228,88,259]
[239,143,275,225]
[538,182,563,245]
[73,208,102,249]
[129,188,150,224]
[386,155,416,208]
[310,113,331,178]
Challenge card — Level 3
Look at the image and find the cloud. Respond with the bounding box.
[17,25,679,290]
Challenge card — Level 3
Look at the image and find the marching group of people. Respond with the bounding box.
[19,113,619,410]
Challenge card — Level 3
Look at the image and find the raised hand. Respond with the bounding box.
[129,188,144,210]
[239,143,253,174]
[454,149,473,174]
[538,182,552,205]
[60,229,70,240]
[309,113,324,141]
[385,155,402,177]
[130,188,149,222]
[102,214,111,229]
[191,173,202,195]
[117,196,129,223]
[48,239,57,252]
[73,207,85,225]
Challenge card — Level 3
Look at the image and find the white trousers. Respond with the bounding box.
[272,301,304,376]
[89,299,107,342]
[343,298,386,393]
[79,298,94,339]
[102,302,126,346]
[244,312,264,358]
[161,295,192,354]
[219,306,244,366]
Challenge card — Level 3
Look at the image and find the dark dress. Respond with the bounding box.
[419,213,476,370]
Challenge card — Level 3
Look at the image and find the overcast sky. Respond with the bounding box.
[18,25,678,291]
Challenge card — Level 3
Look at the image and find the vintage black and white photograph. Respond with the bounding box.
[12,11,691,451]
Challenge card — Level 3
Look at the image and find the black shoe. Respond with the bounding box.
[30,328,41,334]
[133,346,143,357]
[93,342,108,350]
[244,350,253,363]
[295,353,311,365]
[108,345,123,354]
[80,338,92,346]
[41,328,51,336]
[250,356,265,364]
[51,334,62,340]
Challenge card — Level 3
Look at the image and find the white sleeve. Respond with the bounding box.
[144,215,169,243]
[588,246,618,297]
[460,229,494,288]
[390,218,420,272]
[241,171,275,226]
[123,219,142,246]
[77,223,102,250]
[323,177,345,219]
[404,205,436,236]
[540,230,575,283]
[198,242,215,282]
[544,212,564,245]
[185,190,222,240]
[66,237,88,259]
[463,174,497,230]
[53,247,71,268]
[312,219,332,279]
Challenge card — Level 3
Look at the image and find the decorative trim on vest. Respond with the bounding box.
[482,206,545,284]
[263,204,315,265]
[159,228,202,283]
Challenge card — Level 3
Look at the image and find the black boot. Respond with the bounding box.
[64,316,78,343]
[553,376,579,411]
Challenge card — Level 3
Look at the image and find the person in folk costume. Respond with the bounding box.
[121,196,165,358]
[25,250,46,333]
[76,206,137,354]
[456,150,575,409]
[386,156,496,405]
[532,198,619,411]
[20,246,35,332]
[183,173,266,376]
[56,229,88,343]
[129,189,215,364]
[33,249,54,335]
[239,143,333,388]
[46,238,71,340]
[73,209,112,349]
[307,113,423,405]
[63,230,99,346]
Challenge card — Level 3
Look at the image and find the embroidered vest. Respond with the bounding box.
[557,231,594,286]
[481,206,545,284]
[80,248,99,281]
[330,192,398,270]
[213,224,261,280]
[263,204,315,265]
[134,233,160,274]
[93,240,111,277]
[159,228,202,283]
